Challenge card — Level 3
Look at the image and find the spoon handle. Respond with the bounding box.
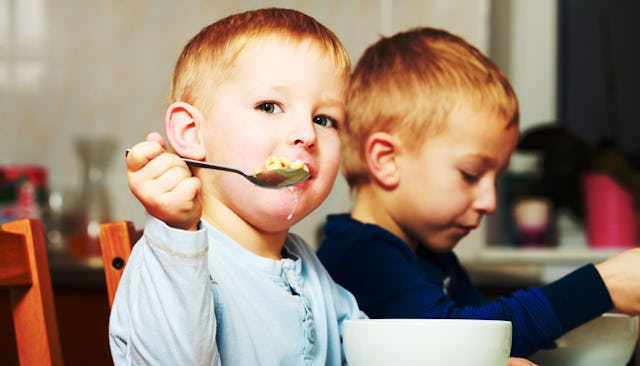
[181,157,309,188]
[182,158,250,177]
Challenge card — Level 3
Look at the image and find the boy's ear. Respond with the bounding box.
[365,132,400,189]
[165,102,206,159]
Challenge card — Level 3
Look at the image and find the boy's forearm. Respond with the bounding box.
[111,215,217,365]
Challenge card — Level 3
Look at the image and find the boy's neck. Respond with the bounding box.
[351,185,418,252]
[202,209,289,260]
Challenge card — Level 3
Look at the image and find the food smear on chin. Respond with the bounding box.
[286,186,300,220]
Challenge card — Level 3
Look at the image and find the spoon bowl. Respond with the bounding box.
[182,158,310,188]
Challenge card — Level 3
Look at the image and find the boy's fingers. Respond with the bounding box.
[151,177,202,230]
[129,165,199,208]
[146,132,166,148]
[126,140,167,172]
[171,177,202,204]
[141,153,189,181]
[147,165,194,194]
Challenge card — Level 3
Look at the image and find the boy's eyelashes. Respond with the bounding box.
[256,101,283,114]
[460,171,480,183]
[313,115,338,128]
[460,170,500,190]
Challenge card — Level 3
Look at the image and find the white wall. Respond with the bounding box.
[490,0,557,131]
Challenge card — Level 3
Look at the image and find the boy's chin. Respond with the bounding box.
[259,201,316,227]
[424,233,465,253]
[426,243,458,254]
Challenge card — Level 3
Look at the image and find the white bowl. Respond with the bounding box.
[343,319,512,366]
[530,313,639,366]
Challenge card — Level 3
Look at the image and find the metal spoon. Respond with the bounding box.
[182,158,310,188]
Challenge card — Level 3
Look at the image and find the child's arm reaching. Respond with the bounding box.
[125,132,202,230]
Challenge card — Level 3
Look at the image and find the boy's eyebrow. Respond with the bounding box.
[463,153,492,163]
[321,98,345,109]
[320,100,346,121]
[461,153,500,170]
[317,95,346,110]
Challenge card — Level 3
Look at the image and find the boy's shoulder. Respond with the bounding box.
[319,213,402,251]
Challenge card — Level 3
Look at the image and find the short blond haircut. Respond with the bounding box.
[341,27,519,188]
[170,8,351,115]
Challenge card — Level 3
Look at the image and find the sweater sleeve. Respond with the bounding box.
[109,215,219,366]
[539,263,613,332]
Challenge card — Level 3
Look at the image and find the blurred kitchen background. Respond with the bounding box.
[0,0,546,248]
[1,0,639,364]
[2,0,640,277]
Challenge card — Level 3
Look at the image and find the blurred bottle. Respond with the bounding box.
[501,151,556,247]
[66,136,117,265]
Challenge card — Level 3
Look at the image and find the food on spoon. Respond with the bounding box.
[253,156,308,176]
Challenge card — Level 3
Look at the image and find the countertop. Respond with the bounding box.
[459,245,626,287]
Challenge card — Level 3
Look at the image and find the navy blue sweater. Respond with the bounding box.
[317,214,613,357]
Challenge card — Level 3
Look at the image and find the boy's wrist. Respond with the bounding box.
[174,221,201,231]
[147,212,201,232]
[144,214,208,255]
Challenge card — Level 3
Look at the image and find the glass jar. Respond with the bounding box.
[66,136,117,263]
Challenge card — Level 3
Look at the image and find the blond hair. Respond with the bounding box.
[342,27,519,188]
[170,8,350,114]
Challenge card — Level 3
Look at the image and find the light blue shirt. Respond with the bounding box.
[109,215,366,365]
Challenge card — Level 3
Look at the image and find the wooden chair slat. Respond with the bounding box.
[1,218,63,366]
[99,221,140,308]
[0,230,31,287]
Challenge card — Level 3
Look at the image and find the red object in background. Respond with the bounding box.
[582,172,638,248]
[0,165,48,223]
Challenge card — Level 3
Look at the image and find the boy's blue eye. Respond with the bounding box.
[257,102,282,114]
[313,115,337,128]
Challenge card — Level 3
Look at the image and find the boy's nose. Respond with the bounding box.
[473,182,497,214]
[290,119,317,148]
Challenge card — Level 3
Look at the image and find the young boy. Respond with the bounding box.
[111,8,366,365]
[317,27,640,358]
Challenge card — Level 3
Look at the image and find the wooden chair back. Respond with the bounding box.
[0,218,63,366]
[99,221,141,308]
